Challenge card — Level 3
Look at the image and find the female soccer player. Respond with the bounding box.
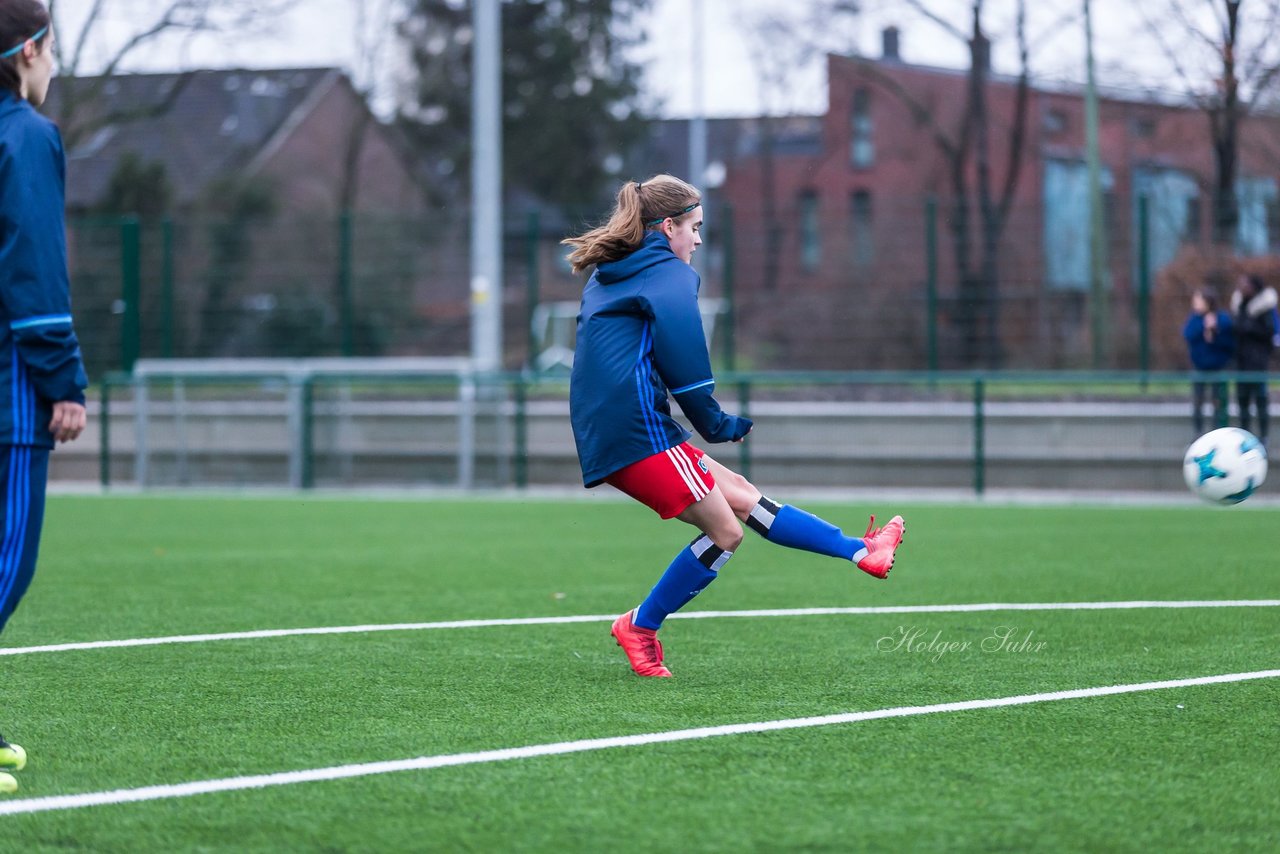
[0,0,90,791]
[563,175,904,678]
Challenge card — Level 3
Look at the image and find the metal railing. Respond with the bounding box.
[90,365,1274,496]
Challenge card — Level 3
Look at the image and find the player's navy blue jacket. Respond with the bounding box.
[0,92,88,447]
[1182,310,1234,371]
[570,231,752,486]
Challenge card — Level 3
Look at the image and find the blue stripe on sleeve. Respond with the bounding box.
[671,378,715,395]
[9,347,23,445]
[12,350,32,444]
[634,325,663,454]
[22,362,34,444]
[10,314,72,331]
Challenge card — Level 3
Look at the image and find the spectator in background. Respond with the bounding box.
[1182,287,1234,436]
[1231,274,1277,447]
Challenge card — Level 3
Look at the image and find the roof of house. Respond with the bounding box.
[42,67,343,208]
[830,51,1276,114]
[632,115,824,177]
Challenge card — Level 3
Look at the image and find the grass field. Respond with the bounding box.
[1,494,1278,851]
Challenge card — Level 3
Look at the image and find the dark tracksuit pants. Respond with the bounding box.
[0,445,49,633]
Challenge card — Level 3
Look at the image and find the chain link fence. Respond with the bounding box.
[67,197,1278,377]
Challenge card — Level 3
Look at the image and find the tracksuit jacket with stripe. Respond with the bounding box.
[0,92,88,447]
[570,231,752,487]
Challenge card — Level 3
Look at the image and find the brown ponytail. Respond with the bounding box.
[562,174,701,274]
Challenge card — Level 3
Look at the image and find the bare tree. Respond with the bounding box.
[47,0,296,147]
[1137,0,1280,245]
[738,1,861,293]
[849,0,1055,367]
[335,0,400,212]
[325,0,402,356]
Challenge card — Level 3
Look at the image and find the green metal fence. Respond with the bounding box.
[69,192,1255,379]
[90,368,1274,497]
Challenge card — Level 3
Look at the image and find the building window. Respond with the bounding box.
[1131,166,1199,280]
[1043,108,1067,135]
[1269,198,1280,252]
[850,89,874,169]
[1184,196,1201,243]
[850,190,874,268]
[1131,115,1157,139]
[1237,176,1278,255]
[1043,159,1115,290]
[799,190,821,272]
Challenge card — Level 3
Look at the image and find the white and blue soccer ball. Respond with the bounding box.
[1183,427,1268,505]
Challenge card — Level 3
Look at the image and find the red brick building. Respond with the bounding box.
[44,69,435,364]
[48,67,426,215]
[712,48,1280,369]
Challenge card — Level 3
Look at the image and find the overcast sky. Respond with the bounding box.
[48,0,1228,118]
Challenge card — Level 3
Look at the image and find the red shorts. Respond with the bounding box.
[605,443,716,519]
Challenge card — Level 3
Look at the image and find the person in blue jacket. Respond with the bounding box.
[563,174,904,678]
[0,0,89,792]
[1182,286,1234,436]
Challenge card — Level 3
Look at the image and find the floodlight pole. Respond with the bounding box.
[689,0,707,278]
[1084,0,1108,369]
[471,0,503,373]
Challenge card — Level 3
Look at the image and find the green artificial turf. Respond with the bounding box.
[1,495,1277,851]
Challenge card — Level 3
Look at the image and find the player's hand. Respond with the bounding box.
[49,401,87,444]
[732,427,752,444]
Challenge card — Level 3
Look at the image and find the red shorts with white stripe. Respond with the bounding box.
[605,443,716,519]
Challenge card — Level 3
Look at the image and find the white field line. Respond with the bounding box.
[1,667,1277,817]
[3,600,1279,658]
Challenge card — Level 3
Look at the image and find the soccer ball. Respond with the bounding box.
[1183,427,1268,505]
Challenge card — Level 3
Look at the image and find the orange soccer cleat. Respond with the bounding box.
[855,514,905,579]
[611,610,673,677]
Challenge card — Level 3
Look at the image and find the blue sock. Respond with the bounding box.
[634,535,732,630]
[746,498,866,561]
